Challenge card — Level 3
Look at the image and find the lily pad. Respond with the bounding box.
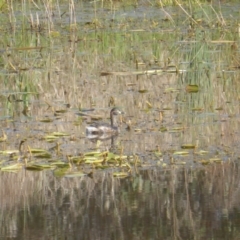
[0,150,19,155]
[173,151,189,155]
[186,84,199,93]
[65,172,86,178]
[53,167,70,177]
[29,148,49,153]
[51,132,70,137]
[85,157,104,164]
[181,144,196,149]
[26,163,52,171]
[1,163,22,171]
[113,172,129,178]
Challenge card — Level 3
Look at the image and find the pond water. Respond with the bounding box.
[0,1,240,239]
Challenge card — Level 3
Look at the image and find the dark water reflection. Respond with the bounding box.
[1,161,240,239]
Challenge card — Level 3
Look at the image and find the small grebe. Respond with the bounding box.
[86,107,124,138]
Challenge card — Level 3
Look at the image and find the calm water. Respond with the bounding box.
[0,1,240,239]
[1,162,240,239]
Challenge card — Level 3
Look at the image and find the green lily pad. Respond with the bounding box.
[195,150,209,155]
[43,135,60,141]
[168,127,185,133]
[51,132,70,137]
[29,148,49,153]
[1,163,22,171]
[53,167,70,177]
[85,157,104,164]
[25,163,52,171]
[186,84,199,93]
[65,172,87,178]
[34,152,52,159]
[0,150,19,155]
[181,144,195,149]
[39,118,54,123]
[138,89,148,93]
[84,151,101,156]
[113,172,129,178]
[173,151,189,155]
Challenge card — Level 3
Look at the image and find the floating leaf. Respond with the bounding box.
[155,151,162,157]
[164,88,179,93]
[175,161,187,165]
[39,118,54,123]
[98,151,109,157]
[168,127,185,133]
[84,151,101,157]
[101,69,164,76]
[34,152,52,159]
[71,156,84,163]
[106,152,116,160]
[51,132,70,137]
[210,158,222,163]
[85,157,104,164]
[173,151,189,155]
[26,163,52,171]
[55,109,68,114]
[195,150,209,155]
[53,167,70,177]
[199,160,211,165]
[146,101,152,108]
[50,31,60,37]
[65,172,86,178]
[1,163,22,171]
[115,155,128,160]
[33,163,52,169]
[50,161,70,168]
[134,128,142,133]
[186,84,199,93]
[0,169,19,173]
[138,89,148,93]
[181,144,196,149]
[43,135,60,141]
[0,150,19,155]
[113,172,129,178]
[192,107,203,112]
[159,126,167,132]
[29,148,48,153]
